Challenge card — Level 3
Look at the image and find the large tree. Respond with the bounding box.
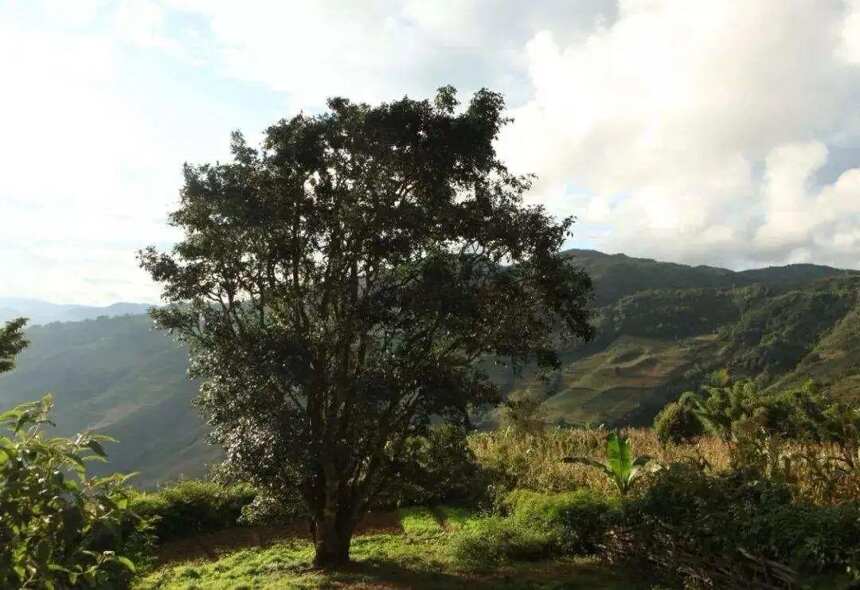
[140,87,593,566]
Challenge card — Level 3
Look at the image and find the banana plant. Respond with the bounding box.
[563,431,653,495]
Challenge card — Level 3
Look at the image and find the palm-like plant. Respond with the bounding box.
[563,431,653,495]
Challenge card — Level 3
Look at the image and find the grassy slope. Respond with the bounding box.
[135,508,644,590]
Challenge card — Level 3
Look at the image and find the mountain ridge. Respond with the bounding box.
[0,297,152,326]
[1,250,858,485]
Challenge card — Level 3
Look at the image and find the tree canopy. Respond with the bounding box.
[140,86,593,566]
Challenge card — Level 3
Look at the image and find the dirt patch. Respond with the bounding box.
[156,511,403,565]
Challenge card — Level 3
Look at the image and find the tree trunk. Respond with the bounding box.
[312,513,354,568]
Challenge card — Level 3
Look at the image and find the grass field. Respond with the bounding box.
[134,507,647,590]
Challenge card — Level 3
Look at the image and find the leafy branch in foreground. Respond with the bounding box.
[563,431,654,496]
[0,395,149,589]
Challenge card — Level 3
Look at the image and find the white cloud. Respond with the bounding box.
[159,0,614,106]
[0,12,211,304]
[2,0,860,306]
[497,0,860,269]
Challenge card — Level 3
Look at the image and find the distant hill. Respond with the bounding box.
[0,297,152,325]
[0,251,858,485]
[564,249,855,305]
[494,250,860,426]
[0,315,218,487]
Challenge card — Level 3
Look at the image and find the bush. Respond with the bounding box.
[653,397,703,443]
[449,490,616,567]
[0,396,151,589]
[499,390,548,436]
[617,462,860,586]
[238,492,305,527]
[449,516,553,567]
[503,489,617,555]
[667,377,857,444]
[130,480,257,543]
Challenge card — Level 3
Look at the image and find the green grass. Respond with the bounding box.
[135,506,648,589]
[397,505,444,537]
[134,535,644,589]
[436,505,475,530]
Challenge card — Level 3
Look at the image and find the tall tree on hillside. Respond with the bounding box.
[140,86,594,567]
[0,318,27,374]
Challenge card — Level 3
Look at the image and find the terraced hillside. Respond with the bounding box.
[489,251,860,426]
[1,250,857,484]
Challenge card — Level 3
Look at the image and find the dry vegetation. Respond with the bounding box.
[470,426,860,505]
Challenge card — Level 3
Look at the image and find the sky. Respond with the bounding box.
[1,0,860,306]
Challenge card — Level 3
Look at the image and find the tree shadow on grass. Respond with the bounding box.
[319,556,647,590]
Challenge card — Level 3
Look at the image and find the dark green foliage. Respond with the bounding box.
[378,423,490,508]
[499,389,548,436]
[723,280,859,375]
[669,377,859,443]
[653,393,704,443]
[617,462,860,586]
[238,492,307,527]
[566,249,854,308]
[139,86,594,566]
[600,288,739,342]
[0,395,150,589]
[129,480,257,543]
[4,256,860,488]
[0,317,27,374]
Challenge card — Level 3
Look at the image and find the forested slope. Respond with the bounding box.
[1,250,857,484]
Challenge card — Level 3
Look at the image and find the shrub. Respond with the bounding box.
[130,480,257,543]
[616,462,860,586]
[667,377,856,444]
[449,516,553,567]
[653,395,703,443]
[449,490,616,568]
[499,389,548,436]
[503,489,617,555]
[238,492,305,527]
[0,396,151,589]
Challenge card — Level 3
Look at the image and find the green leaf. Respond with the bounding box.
[115,556,136,573]
[605,431,632,479]
[86,440,107,458]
